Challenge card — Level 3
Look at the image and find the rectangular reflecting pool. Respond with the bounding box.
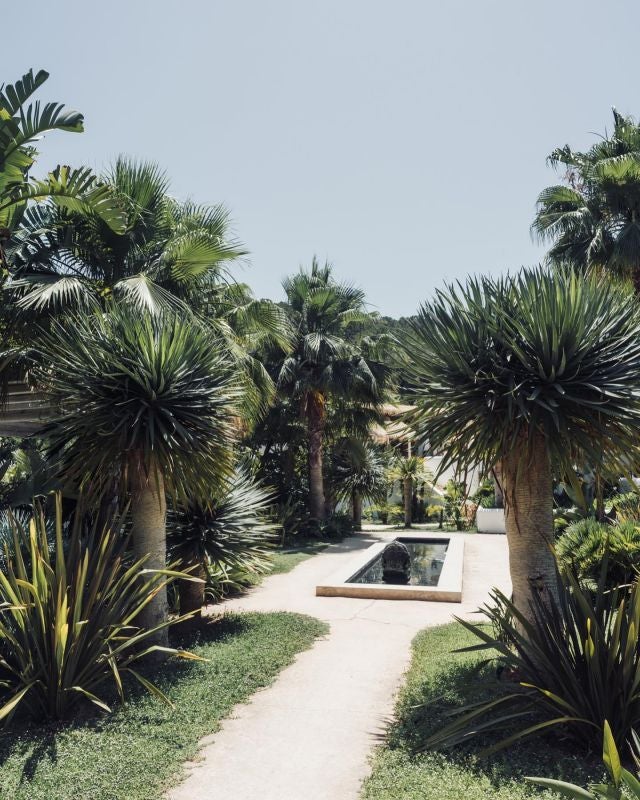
[348,538,448,586]
[316,533,464,602]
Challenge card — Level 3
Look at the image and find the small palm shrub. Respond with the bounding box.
[427,570,640,757]
[0,495,198,722]
[169,471,277,613]
[556,518,640,588]
[528,722,640,798]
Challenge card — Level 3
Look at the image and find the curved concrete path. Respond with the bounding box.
[166,529,510,800]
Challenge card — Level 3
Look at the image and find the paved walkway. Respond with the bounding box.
[166,529,510,800]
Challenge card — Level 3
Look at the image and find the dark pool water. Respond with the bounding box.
[348,538,449,586]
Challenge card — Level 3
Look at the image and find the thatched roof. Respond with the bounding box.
[370,403,415,445]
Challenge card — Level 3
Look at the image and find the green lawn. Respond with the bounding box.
[243,541,329,587]
[361,622,600,800]
[270,541,329,573]
[0,612,328,800]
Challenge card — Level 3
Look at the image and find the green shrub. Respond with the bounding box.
[556,518,640,588]
[428,570,640,757]
[0,495,196,722]
[319,512,354,538]
[472,479,496,509]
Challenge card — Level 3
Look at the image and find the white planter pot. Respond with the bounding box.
[476,507,506,534]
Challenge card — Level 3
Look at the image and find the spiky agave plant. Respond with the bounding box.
[403,266,640,623]
[168,470,278,616]
[32,308,238,642]
[0,494,201,722]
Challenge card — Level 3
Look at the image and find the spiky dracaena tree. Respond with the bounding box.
[402,266,640,623]
[32,308,238,643]
[277,259,388,520]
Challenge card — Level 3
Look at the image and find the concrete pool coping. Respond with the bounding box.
[315,533,464,602]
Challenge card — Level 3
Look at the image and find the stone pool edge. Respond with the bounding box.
[315,534,464,602]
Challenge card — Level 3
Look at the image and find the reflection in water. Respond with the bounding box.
[348,539,449,586]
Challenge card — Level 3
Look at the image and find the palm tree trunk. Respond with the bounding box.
[352,490,362,531]
[307,393,326,521]
[178,556,207,618]
[404,476,413,528]
[131,468,168,647]
[502,432,559,626]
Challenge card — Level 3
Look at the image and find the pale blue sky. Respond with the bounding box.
[5,0,639,316]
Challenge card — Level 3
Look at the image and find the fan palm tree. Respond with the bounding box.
[7,157,244,314]
[402,266,640,623]
[532,109,640,291]
[329,439,387,530]
[388,454,433,528]
[32,308,238,641]
[277,259,388,520]
[7,159,289,425]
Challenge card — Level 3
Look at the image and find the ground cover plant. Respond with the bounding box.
[227,541,330,590]
[361,622,599,800]
[528,722,640,799]
[0,612,327,800]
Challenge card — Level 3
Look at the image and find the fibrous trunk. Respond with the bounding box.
[307,392,326,521]
[404,476,413,528]
[352,490,362,531]
[131,467,169,647]
[502,431,559,626]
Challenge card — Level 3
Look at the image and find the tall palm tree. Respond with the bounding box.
[277,259,388,520]
[7,157,244,314]
[532,110,640,291]
[403,267,640,623]
[388,454,433,528]
[32,308,238,641]
[7,159,289,425]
